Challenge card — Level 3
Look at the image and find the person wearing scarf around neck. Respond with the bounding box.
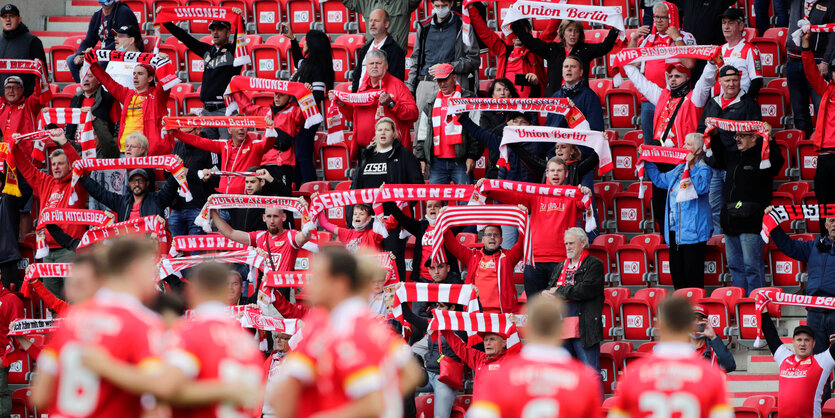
[316,202,396,254]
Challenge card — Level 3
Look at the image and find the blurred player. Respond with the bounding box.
[271,247,423,418]
[467,295,604,418]
[608,297,733,418]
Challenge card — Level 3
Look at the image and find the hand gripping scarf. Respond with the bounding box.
[83,50,179,91]
[500,1,625,38]
[194,194,310,233]
[35,208,114,259]
[754,289,835,343]
[760,204,835,242]
[0,59,48,93]
[158,249,268,282]
[161,115,277,137]
[444,97,590,130]
[430,205,532,265]
[170,234,251,257]
[791,20,835,48]
[635,145,696,202]
[326,90,384,145]
[38,109,96,160]
[8,318,63,336]
[429,309,521,348]
[610,45,720,67]
[69,155,191,205]
[153,6,249,67]
[224,76,323,129]
[22,263,72,298]
[391,283,480,322]
[702,117,771,169]
[500,125,613,175]
[478,179,597,232]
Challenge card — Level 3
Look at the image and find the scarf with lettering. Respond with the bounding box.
[308,188,380,220]
[161,115,277,138]
[69,155,190,205]
[444,97,589,130]
[500,1,625,38]
[158,249,267,282]
[35,208,113,259]
[196,170,258,180]
[8,319,62,336]
[224,76,322,128]
[78,215,169,255]
[430,205,532,265]
[429,310,521,348]
[0,59,48,93]
[611,45,719,68]
[478,179,597,232]
[500,125,613,175]
[239,311,302,334]
[392,283,480,322]
[635,145,696,202]
[761,204,835,242]
[326,90,384,145]
[21,263,72,298]
[185,304,258,320]
[170,234,250,257]
[375,184,475,204]
[38,109,96,160]
[432,85,463,156]
[12,129,63,164]
[153,6,249,67]
[194,194,310,233]
[702,117,771,169]
[84,50,179,90]
[792,21,835,48]
[754,289,835,343]
[263,271,310,287]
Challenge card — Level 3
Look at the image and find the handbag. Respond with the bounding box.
[437,336,464,391]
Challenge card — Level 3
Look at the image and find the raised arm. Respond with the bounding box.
[79,176,123,213]
[383,201,423,237]
[171,129,225,154]
[163,22,210,57]
[760,310,783,355]
[271,291,310,319]
[440,329,487,370]
[582,27,620,60]
[623,64,662,105]
[770,222,812,263]
[210,209,252,245]
[468,6,508,57]
[513,21,555,58]
[441,229,473,273]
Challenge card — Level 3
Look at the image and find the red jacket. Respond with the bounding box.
[0,79,51,136]
[12,140,88,247]
[0,287,23,365]
[30,279,68,315]
[90,62,173,156]
[441,329,521,398]
[271,291,309,319]
[469,6,546,98]
[344,72,419,157]
[804,50,835,152]
[232,91,304,167]
[443,230,522,313]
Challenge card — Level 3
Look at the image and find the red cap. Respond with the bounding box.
[434,63,455,80]
[693,304,708,317]
[665,62,691,77]
[137,63,156,79]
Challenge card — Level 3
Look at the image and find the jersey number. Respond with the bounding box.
[638,392,700,418]
[57,343,101,415]
[521,399,559,418]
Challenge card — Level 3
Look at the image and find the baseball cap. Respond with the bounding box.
[720,8,745,22]
[793,325,816,339]
[693,304,708,318]
[665,62,692,77]
[0,4,18,16]
[114,24,142,40]
[209,20,231,30]
[718,65,741,78]
[434,63,455,80]
[128,169,150,180]
[3,75,22,87]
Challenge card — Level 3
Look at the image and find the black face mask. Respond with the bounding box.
[670,82,690,98]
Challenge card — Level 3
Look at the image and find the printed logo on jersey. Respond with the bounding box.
[539,201,566,212]
[479,259,496,269]
[363,163,388,175]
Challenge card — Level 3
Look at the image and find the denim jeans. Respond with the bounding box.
[429,158,471,185]
[500,225,518,249]
[709,168,725,235]
[202,106,231,139]
[524,262,559,298]
[640,102,656,143]
[565,338,601,393]
[168,208,205,237]
[754,0,789,38]
[426,371,456,418]
[295,125,318,184]
[725,233,765,295]
[787,56,823,138]
[66,53,83,82]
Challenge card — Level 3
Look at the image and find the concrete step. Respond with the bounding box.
[727,374,778,407]
[45,16,90,32]
[66,0,100,16]
[32,31,87,50]
[748,355,780,374]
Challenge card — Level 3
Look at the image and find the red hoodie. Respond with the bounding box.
[441,329,521,398]
[0,287,23,365]
[0,79,51,137]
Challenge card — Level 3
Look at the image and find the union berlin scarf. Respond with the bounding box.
[308,188,379,220]
[86,50,179,91]
[185,304,258,319]
[263,271,310,287]
[500,1,625,37]
[35,208,113,259]
[196,170,257,180]
[69,156,191,205]
[703,117,771,169]
[22,263,72,297]
[239,312,302,334]
[38,109,96,159]
[478,179,597,232]
[792,21,835,48]
[170,234,250,256]
[161,116,278,138]
[0,59,48,93]
[158,249,268,282]
[224,76,322,129]
[8,318,62,336]
[610,45,719,67]
[375,184,474,204]
[153,6,249,67]
[326,90,384,145]
[433,85,463,154]
[635,145,696,202]
[195,194,309,233]
[430,205,532,265]
[500,126,613,175]
[555,250,588,287]
[754,289,835,341]
[13,129,65,164]
[429,310,521,348]
[760,204,835,242]
[78,215,169,252]
[444,97,590,130]
[391,283,480,322]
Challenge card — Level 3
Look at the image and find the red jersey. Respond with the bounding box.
[38,289,163,418]
[248,229,301,271]
[773,345,835,418]
[232,91,305,168]
[164,302,264,418]
[418,223,437,280]
[468,345,603,418]
[337,227,385,253]
[609,342,733,418]
[283,298,410,417]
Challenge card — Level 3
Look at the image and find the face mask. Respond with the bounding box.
[115,45,126,51]
[689,333,706,340]
[98,0,116,6]
[434,6,451,19]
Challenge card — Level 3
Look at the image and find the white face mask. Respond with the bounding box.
[434,6,451,19]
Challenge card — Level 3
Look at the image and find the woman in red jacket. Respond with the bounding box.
[85,51,173,156]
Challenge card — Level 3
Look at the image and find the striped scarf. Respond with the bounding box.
[78,216,170,253]
[170,234,250,256]
[159,249,268,282]
[22,263,72,297]
[500,125,613,175]
[430,205,532,265]
[703,117,771,169]
[69,155,191,205]
[263,271,310,287]
[194,194,309,233]
[792,21,835,47]
[326,90,384,145]
[432,85,463,156]
[478,179,597,232]
[38,109,96,160]
[761,204,835,242]
[429,310,522,348]
[153,6,249,67]
[83,50,179,90]
[239,312,302,334]
[610,45,719,67]
[0,59,48,93]
[392,283,480,322]
[224,76,322,129]
[35,208,113,259]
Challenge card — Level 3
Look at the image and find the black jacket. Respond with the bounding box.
[351,36,406,93]
[80,175,181,222]
[170,140,218,211]
[547,255,604,348]
[698,335,737,373]
[67,88,118,152]
[351,138,423,189]
[78,1,138,53]
[0,23,46,96]
[164,22,241,102]
[697,92,762,155]
[401,302,466,375]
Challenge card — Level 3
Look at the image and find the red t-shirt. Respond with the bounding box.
[129,200,141,220]
[474,252,502,313]
[609,342,733,418]
[419,224,437,280]
[38,289,163,418]
[467,345,603,418]
[164,302,264,418]
[247,230,301,271]
[774,344,835,418]
[337,227,384,253]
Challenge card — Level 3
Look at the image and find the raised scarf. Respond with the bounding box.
[478,179,597,232]
[239,311,302,334]
[430,205,532,265]
[636,145,696,202]
[444,97,589,130]
[161,115,277,137]
[375,184,474,204]
[158,249,267,282]
[500,125,613,175]
[702,117,771,169]
[38,109,96,160]
[429,309,521,348]
[611,45,718,67]
[35,208,113,259]
[754,289,835,342]
[432,85,463,155]
[170,234,250,256]
[391,283,480,322]
[0,59,48,93]
[8,318,62,336]
[263,271,310,287]
[326,90,384,145]
[194,194,309,233]
[761,204,835,242]
[84,50,178,91]
[153,6,249,67]
[69,155,191,205]
[196,170,258,180]
[556,250,588,287]
[22,263,72,298]
[224,76,322,129]
[308,188,379,220]
[791,21,835,48]
[500,1,625,36]
[78,215,169,251]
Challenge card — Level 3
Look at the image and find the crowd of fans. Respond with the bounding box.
[0,0,830,416]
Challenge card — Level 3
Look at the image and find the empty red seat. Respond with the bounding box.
[744,394,777,418]
[672,287,706,305]
[600,341,632,393]
[758,87,791,129]
[603,286,629,338]
[589,233,626,280]
[281,0,315,35]
[616,288,668,340]
[734,287,783,340]
[615,234,662,286]
[319,0,353,33]
[605,88,640,129]
[612,190,653,234]
[593,182,621,231]
[589,78,612,107]
[320,142,351,181]
[252,0,282,33]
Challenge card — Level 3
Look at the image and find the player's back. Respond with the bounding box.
[468,345,604,418]
[43,291,162,418]
[609,343,733,418]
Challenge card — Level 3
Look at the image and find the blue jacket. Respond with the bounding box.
[645,159,713,244]
[77,2,138,53]
[458,115,545,182]
[772,227,835,297]
[544,85,604,191]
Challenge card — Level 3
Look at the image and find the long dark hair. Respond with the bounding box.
[487,78,520,98]
[296,30,335,90]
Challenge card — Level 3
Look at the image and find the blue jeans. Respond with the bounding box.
[754,0,789,38]
[168,208,205,237]
[66,53,82,82]
[426,371,456,418]
[524,262,559,298]
[709,168,725,235]
[725,233,765,295]
[295,125,318,184]
[500,225,518,249]
[565,339,601,380]
[429,158,471,185]
[640,102,656,143]
[787,56,823,138]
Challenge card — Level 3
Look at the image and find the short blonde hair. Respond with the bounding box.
[125,132,149,155]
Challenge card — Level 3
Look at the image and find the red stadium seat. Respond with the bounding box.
[123,0,149,29]
[251,44,282,78]
[319,0,353,34]
[697,294,733,340]
[621,130,643,146]
[605,88,641,129]
[704,235,728,286]
[185,49,205,82]
[183,92,204,115]
[603,286,629,337]
[282,0,316,35]
[61,83,81,95]
[614,234,662,286]
[612,189,653,234]
[734,287,783,340]
[589,234,626,280]
[472,148,489,181]
[253,0,282,34]
[602,0,637,26]
[6,348,30,384]
[672,288,706,305]
[294,181,330,198]
[751,36,785,77]
[331,34,365,82]
[777,181,811,204]
[653,244,672,286]
[185,0,214,33]
[796,140,818,181]
[452,395,472,416]
[758,87,791,129]
[610,142,638,180]
[768,234,815,288]
[600,341,632,393]
[50,93,74,108]
[320,142,351,181]
[218,0,249,23]
[48,45,75,83]
[11,387,33,418]
[743,27,758,42]
[589,78,612,107]
[616,288,668,340]
[593,182,621,231]
[743,394,777,418]
[732,407,761,418]
[774,128,805,166]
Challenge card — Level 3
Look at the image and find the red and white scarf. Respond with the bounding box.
[375,184,474,204]
[636,145,696,202]
[14,129,64,164]
[703,117,771,169]
[0,59,48,93]
[429,310,521,347]
[224,76,322,129]
[754,289,835,342]
[391,283,479,322]
[8,318,62,336]
[500,126,613,175]
[69,155,191,205]
[195,194,309,233]
[432,85,463,154]
[35,208,113,259]
[239,311,302,334]
[760,204,835,242]
[500,1,625,36]
[185,304,260,320]
[153,6,249,67]
[555,250,588,287]
[196,170,258,180]
[478,179,597,232]
[38,109,96,159]
[162,116,277,137]
[792,21,835,47]
[170,234,250,256]
[83,50,179,91]
[430,205,532,265]
[308,188,380,220]
[22,263,72,297]
[263,271,310,287]
[158,249,267,282]
[445,97,589,130]
[78,215,168,249]
[611,45,719,67]
[326,90,384,145]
